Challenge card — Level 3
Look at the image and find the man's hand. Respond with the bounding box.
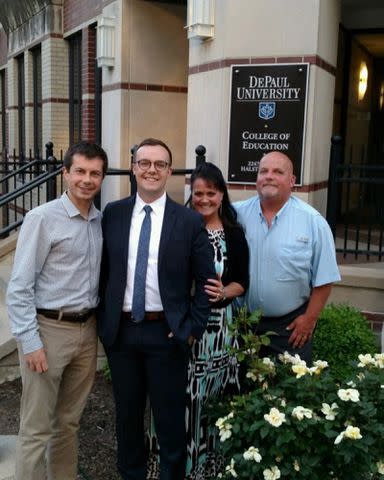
[168,332,195,346]
[25,348,48,373]
[286,284,333,349]
[286,314,316,349]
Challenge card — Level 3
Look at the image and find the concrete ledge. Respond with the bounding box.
[331,262,384,312]
[0,233,17,260]
[0,435,16,480]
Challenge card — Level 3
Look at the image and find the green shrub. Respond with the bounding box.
[102,358,111,381]
[313,303,378,380]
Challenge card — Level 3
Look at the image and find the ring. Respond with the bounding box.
[216,293,220,300]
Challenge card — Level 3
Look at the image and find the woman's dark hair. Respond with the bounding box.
[188,162,239,228]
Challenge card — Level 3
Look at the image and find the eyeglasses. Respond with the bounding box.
[134,159,170,171]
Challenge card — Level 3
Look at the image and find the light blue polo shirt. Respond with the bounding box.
[234,195,341,317]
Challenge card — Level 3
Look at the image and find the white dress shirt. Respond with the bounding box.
[123,192,166,312]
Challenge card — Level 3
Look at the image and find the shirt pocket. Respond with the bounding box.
[276,240,312,281]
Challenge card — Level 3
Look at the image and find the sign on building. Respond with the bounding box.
[228,63,309,185]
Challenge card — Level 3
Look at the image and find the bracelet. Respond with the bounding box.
[222,286,227,301]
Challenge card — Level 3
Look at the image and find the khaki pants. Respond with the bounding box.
[16,314,97,480]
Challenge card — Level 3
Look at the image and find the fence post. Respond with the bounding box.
[130,144,138,196]
[326,135,343,236]
[46,142,57,202]
[195,145,206,167]
[1,148,9,237]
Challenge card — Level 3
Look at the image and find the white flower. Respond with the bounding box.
[293,460,300,472]
[278,351,295,364]
[243,446,262,463]
[376,460,384,474]
[279,351,306,366]
[358,353,375,367]
[263,465,281,480]
[313,360,328,370]
[216,412,234,442]
[346,380,356,388]
[344,425,362,440]
[321,402,339,420]
[246,371,258,382]
[292,364,309,378]
[264,407,286,427]
[356,372,365,381]
[291,406,313,421]
[280,399,286,407]
[337,388,360,402]
[225,458,238,478]
[309,360,329,375]
[375,353,384,369]
[219,424,232,442]
[334,425,362,445]
[262,357,276,373]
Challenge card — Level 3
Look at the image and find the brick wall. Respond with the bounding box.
[81,26,96,142]
[63,0,114,33]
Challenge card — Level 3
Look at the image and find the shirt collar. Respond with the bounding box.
[61,192,100,221]
[256,195,292,224]
[135,192,167,216]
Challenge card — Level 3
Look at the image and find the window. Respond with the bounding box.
[68,33,82,145]
[17,55,25,163]
[0,70,6,152]
[32,46,42,158]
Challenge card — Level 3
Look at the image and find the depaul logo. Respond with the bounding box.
[259,102,276,120]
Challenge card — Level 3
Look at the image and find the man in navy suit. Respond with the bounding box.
[97,138,214,480]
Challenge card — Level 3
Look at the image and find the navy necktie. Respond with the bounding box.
[132,205,152,322]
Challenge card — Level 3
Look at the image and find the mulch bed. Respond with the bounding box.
[0,372,121,480]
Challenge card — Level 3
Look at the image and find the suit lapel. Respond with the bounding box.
[121,196,135,272]
[158,196,177,269]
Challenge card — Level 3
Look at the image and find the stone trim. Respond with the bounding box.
[102,83,188,94]
[225,180,328,193]
[41,98,69,104]
[189,54,336,77]
[8,33,64,60]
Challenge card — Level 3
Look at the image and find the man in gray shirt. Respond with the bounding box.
[7,142,108,480]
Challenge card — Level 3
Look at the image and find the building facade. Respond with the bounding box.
[0,0,383,210]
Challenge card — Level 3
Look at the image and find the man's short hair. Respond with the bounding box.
[134,138,173,166]
[63,142,109,175]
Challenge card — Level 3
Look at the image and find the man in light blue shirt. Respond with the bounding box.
[235,151,340,363]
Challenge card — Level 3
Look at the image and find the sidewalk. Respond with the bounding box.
[0,435,16,480]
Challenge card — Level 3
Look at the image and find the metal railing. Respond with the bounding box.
[0,142,207,238]
[327,136,384,261]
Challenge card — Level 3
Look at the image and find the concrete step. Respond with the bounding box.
[0,435,16,480]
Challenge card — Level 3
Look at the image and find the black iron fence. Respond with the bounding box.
[0,142,206,238]
[327,136,384,261]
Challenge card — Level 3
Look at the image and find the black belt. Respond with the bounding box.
[36,308,95,323]
[121,311,165,322]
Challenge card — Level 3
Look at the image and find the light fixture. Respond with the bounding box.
[186,0,215,40]
[379,82,384,110]
[96,16,116,68]
[358,62,368,101]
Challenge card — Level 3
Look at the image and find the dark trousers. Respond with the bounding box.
[258,302,312,364]
[106,319,189,480]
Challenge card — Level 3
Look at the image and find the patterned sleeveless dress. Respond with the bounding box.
[147,229,239,480]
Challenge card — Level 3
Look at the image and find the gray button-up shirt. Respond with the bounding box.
[6,192,103,354]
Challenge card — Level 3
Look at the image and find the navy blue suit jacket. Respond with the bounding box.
[97,195,215,348]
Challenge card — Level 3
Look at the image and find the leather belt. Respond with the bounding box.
[121,311,165,322]
[36,308,95,323]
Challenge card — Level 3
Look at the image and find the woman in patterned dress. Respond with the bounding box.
[186,162,249,480]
